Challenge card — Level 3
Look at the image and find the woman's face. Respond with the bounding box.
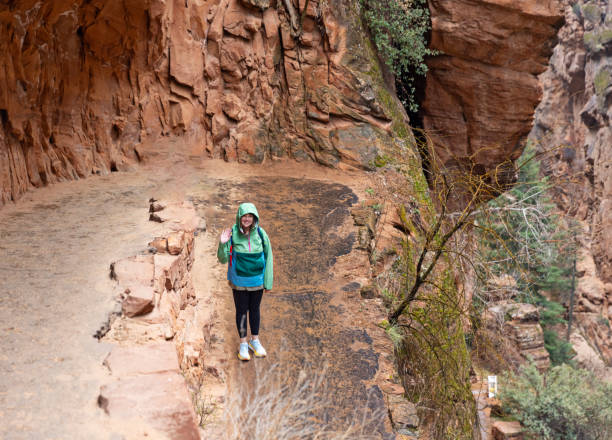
[241,213,254,230]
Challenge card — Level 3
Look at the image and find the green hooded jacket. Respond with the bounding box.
[217,203,273,290]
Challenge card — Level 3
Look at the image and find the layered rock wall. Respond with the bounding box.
[422,0,564,182]
[530,0,612,366]
[486,302,551,371]
[0,0,402,206]
[101,200,211,438]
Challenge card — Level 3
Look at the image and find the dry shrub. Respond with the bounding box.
[223,362,387,440]
[471,326,523,374]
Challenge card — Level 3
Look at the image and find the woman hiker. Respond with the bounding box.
[217,202,273,361]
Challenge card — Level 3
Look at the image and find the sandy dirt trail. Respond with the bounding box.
[1,146,393,439]
[195,171,392,438]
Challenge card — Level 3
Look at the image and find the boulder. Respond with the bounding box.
[351,206,377,235]
[212,112,231,142]
[577,275,605,306]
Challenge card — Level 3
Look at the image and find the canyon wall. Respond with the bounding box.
[0,0,569,206]
[0,0,404,206]
[422,0,564,185]
[531,0,612,366]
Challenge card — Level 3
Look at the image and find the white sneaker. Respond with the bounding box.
[238,342,250,361]
[248,339,267,357]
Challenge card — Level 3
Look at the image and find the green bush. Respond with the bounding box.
[543,329,575,366]
[583,29,612,52]
[360,0,435,113]
[581,3,601,23]
[584,31,601,51]
[500,363,612,440]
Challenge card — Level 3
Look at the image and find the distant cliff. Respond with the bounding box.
[531,0,612,367]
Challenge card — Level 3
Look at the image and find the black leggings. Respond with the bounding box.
[232,289,263,338]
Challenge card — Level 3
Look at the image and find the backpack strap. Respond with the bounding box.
[257,226,268,256]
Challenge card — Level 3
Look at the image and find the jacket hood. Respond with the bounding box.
[236,202,259,230]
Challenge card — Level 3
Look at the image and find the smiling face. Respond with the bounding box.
[240,213,255,230]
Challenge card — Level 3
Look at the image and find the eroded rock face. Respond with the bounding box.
[0,0,403,206]
[531,0,612,366]
[422,0,564,184]
[486,301,551,370]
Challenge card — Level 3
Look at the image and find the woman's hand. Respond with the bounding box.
[220,228,232,244]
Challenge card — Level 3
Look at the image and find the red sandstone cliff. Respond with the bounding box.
[1,0,568,208]
[0,0,405,206]
[531,0,612,367]
[422,0,564,180]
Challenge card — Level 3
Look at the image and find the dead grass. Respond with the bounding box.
[223,363,387,440]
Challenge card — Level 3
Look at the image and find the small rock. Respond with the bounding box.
[122,285,155,318]
[240,0,270,9]
[387,394,418,431]
[360,284,378,299]
[492,420,523,439]
[196,218,207,233]
[167,231,185,255]
[380,381,405,395]
[163,325,175,340]
[149,237,168,254]
[149,201,166,213]
[149,212,164,223]
[488,397,503,417]
[351,206,376,234]
[341,282,361,292]
[222,94,245,121]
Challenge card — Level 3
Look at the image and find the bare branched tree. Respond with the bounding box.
[371,133,577,439]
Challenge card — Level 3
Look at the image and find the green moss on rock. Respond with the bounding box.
[583,28,612,52]
[594,69,611,96]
